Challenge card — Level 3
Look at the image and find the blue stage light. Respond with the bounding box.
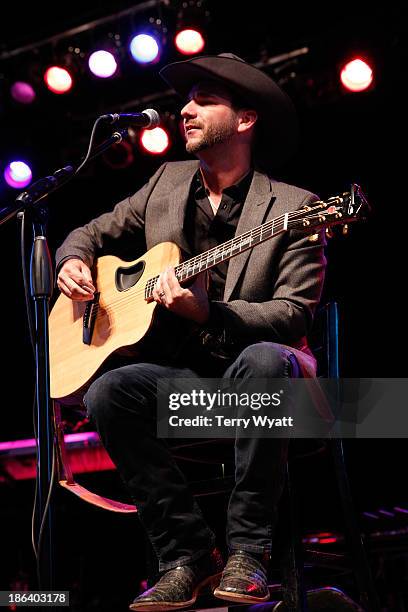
[129,34,160,64]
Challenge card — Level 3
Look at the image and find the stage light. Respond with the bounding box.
[174,0,208,55]
[129,34,160,64]
[44,66,73,94]
[140,126,169,154]
[174,29,205,55]
[340,58,373,92]
[88,50,118,78]
[10,81,36,104]
[4,161,32,188]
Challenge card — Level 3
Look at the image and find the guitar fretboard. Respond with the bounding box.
[137,190,351,300]
[144,211,292,299]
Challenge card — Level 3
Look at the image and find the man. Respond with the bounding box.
[55,54,326,610]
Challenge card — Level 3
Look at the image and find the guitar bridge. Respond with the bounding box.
[83,292,100,345]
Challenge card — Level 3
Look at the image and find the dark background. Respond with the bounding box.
[0,1,407,609]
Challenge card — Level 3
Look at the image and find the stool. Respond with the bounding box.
[278,302,380,611]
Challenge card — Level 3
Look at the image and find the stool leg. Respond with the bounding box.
[281,462,309,612]
[330,439,381,611]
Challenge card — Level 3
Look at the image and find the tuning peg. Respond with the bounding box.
[342,224,349,236]
[325,227,334,238]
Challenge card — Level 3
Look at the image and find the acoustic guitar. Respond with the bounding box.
[49,184,368,400]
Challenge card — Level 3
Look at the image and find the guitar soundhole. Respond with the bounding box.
[115,260,145,291]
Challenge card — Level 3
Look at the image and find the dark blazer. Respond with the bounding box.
[55,160,326,351]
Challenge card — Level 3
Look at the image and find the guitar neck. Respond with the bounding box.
[144,211,293,299]
[141,185,365,300]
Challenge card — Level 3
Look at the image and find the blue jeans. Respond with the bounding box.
[83,342,300,571]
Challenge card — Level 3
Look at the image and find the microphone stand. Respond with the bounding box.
[0,127,129,594]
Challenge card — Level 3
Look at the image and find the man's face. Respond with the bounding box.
[180,81,241,154]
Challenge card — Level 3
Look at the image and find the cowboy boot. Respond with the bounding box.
[213,549,270,604]
[129,548,224,611]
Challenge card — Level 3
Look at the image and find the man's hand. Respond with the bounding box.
[57,258,95,301]
[153,266,210,325]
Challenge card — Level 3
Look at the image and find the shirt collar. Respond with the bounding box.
[194,167,254,202]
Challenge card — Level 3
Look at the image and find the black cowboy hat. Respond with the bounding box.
[159,52,298,169]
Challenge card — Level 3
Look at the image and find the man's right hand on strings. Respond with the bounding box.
[57,258,95,301]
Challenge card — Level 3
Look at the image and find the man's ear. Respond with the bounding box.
[237,109,258,134]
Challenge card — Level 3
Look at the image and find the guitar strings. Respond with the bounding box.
[91,217,291,315]
[141,206,329,296]
[144,202,335,295]
[94,208,333,317]
[84,206,333,319]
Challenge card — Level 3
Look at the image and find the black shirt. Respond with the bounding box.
[184,168,254,301]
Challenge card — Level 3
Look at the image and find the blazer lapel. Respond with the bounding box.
[223,171,275,302]
[166,161,200,257]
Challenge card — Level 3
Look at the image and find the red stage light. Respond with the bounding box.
[44,66,73,94]
[319,537,338,544]
[340,58,373,92]
[140,127,170,154]
[175,28,205,55]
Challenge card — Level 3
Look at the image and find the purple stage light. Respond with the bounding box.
[11,81,36,104]
[88,50,118,78]
[378,509,395,518]
[4,161,32,188]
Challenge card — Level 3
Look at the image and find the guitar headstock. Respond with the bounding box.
[292,184,370,236]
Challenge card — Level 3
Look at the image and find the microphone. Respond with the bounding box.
[100,108,160,128]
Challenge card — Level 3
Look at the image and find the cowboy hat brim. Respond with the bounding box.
[159,53,298,168]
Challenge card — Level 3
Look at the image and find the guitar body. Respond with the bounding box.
[49,242,181,401]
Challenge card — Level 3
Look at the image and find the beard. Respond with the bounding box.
[185,115,239,154]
